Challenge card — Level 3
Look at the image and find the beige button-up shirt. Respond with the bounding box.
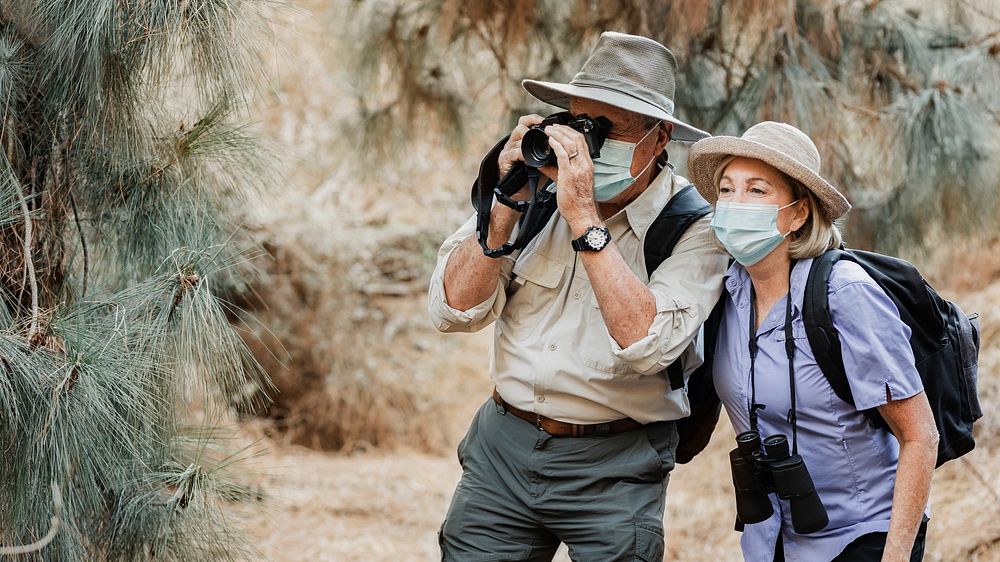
[428,167,728,424]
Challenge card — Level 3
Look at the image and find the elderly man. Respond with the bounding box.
[428,32,728,561]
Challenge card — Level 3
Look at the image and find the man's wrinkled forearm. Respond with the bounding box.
[580,242,657,348]
[442,206,518,311]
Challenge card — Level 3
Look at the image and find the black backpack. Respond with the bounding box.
[803,248,983,468]
[674,295,725,464]
[677,248,984,467]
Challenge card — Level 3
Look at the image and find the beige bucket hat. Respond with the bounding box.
[521,31,710,142]
[688,121,851,220]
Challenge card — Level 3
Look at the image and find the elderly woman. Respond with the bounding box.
[687,122,938,562]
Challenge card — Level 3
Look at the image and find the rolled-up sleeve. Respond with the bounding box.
[829,270,923,410]
[609,214,728,375]
[427,214,514,333]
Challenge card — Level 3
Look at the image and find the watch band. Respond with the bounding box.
[572,226,611,252]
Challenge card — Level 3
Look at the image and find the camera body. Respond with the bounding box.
[520,112,612,168]
[729,430,829,534]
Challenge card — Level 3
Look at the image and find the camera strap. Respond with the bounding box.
[471,135,555,258]
[746,264,800,454]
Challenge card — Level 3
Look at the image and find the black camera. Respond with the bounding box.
[520,112,612,168]
[729,430,829,534]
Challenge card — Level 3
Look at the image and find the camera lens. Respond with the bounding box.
[521,128,556,168]
[763,435,790,460]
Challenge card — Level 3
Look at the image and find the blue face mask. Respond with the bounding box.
[711,200,800,266]
[592,126,658,202]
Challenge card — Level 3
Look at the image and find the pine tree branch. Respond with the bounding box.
[879,60,921,93]
[709,36,770,131]
[0,2,43,49]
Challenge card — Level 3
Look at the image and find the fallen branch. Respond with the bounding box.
[0,482,62,555]
[14,181,39,341]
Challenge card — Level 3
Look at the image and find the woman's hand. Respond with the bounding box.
[877,390,938,562]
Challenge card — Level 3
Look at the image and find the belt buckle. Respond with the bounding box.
[535,413,544,431]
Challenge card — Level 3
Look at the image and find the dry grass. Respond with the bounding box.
[235,227,491,454]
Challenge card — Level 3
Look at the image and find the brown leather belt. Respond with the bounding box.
[491,388,643,437]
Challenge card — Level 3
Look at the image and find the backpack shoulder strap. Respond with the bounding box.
[644,184,711,390]
[802,249,856,408]
[644,184,712,278]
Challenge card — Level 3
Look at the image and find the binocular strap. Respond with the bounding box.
[747,263,800,454]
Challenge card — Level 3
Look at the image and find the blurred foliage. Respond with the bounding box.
[0,1,273,559]
[341,0,1000,252]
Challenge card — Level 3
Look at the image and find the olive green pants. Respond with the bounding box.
[439,399,678,562]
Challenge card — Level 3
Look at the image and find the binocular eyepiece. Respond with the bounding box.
[729,430,829,535]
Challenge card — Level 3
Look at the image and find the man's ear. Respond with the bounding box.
[657,122,673,148]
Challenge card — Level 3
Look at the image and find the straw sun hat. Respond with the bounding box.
[688,121,851,220]
[521,31,710,143]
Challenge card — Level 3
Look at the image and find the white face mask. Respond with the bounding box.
[711,200,800,266]
[592,125,658,202]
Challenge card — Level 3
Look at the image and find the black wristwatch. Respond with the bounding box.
[571,226,612,252]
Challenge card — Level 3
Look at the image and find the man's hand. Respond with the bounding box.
[497,115,545,198]
[444,115,568,312]
[543,124,601,235]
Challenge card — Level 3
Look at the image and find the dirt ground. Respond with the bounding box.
[237,425,1000,562]
[238,423,744,562]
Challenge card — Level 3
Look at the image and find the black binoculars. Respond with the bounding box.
[729,430,829,534]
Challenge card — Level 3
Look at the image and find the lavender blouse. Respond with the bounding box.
[713,258,925,562]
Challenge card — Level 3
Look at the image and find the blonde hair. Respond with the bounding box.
[783,174,842,259]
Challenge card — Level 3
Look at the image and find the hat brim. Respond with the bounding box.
[521,79,710,142]
[688,136,851,220]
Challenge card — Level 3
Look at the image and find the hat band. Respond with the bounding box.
[569,73,675,116]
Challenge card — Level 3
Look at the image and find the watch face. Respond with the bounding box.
[585,227,609,249]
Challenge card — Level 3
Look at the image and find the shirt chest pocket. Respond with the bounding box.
[773,320,816,362]
[501,252,566,339]
[773,322,807,341]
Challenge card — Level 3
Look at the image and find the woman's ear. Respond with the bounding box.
[791,199,811,233]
